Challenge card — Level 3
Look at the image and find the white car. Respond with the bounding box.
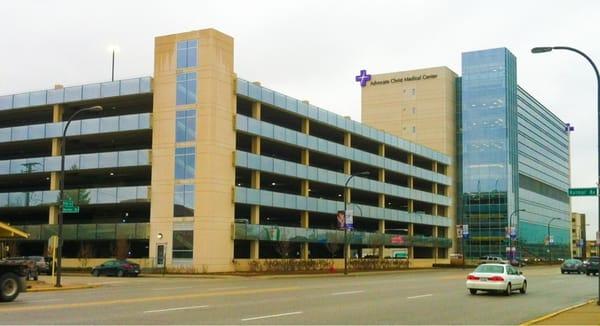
[466,263,527,296]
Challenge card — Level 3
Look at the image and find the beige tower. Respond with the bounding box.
[150,29,236,272]
[361,67,459,254]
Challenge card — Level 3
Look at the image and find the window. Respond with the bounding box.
[172,230,193,259]
[176,110,196,142]
[175,147,195,179]
[174,184,195,217]
[176,73,197,105]
[177,40,198,68]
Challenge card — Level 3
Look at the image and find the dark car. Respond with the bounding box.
[91,260,140,277]
[584,256,599,276]
[561,259,584,274]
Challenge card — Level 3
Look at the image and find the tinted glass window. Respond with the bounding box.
[175,147,195,179]
[173,230,193,259]
[177,40,198,68]
[176,110,196,142]
[474,265,504,273]
[176,73,197,105]
[174,184,195,217]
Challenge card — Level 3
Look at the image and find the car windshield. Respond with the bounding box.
[565,259,580,264]
[475,265,504,273]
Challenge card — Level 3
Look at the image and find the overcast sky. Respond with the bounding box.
[1,0,599,239]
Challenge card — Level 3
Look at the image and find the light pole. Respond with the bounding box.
[532,46,599,304]
[546,217,560,264]
[108,45,120,82]
[508,209,525,262]
[55,105,103,287]
[343,171,370,275]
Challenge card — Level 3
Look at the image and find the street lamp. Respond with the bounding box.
[546,217,560,263]
[55,105,103,287]
[343,171,370,275]
[532,45,599,304]
[508,209,525,262]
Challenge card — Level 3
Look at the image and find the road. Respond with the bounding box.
[0,266,596,325]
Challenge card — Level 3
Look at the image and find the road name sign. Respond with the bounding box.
[62,199,80,214]
[568,187,597,196]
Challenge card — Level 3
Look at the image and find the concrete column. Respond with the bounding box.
[433,226,438,260]
[250,205,260,259]
[252,102,261,120]
[378,220,385,260]
[301,211,309,260]
[49,105,63,224]
[408,224,414,266]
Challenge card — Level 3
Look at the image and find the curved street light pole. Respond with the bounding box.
[343,171,370,275]
[55,106,103,287]
[532,45,600,305]
[508,209,525,261]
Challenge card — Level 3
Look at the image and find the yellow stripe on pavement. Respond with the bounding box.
[0,286,300,313]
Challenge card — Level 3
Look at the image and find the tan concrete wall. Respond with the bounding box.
[150,29,236,272]
[361,66,459,256]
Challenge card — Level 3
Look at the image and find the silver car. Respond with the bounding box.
[466,263,527,296]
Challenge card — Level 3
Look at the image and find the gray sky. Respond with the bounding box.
[1,0,599,239]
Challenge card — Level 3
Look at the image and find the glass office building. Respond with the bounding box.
[460,48,570,260]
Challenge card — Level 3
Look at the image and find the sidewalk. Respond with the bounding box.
[523,299,600,325]
[26,279,100,292]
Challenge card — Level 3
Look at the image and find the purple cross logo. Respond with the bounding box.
[565,123,574,132]
[355,70,371,87]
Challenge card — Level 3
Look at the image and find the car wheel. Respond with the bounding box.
[117,270,124,277]
[505,283,512,296]
[469,289,477,295]
[561,270,565,274]
[0,272,20,302]
[92,270,100,277]
[520,281,527,294]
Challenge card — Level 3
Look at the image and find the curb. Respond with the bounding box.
[27,284,101,293]
[520,299,595,325]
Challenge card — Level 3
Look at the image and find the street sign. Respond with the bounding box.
[456,225,463,238]
[462,224,469,239]
[568,187,598,196]
[62,199,80,214]
[345,209,353,230]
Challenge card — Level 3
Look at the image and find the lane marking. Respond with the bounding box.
[28,299,64,303]
[407,294,433,299]
[208,286,248,291]
[144,305,209,313]
[0,286,300,313]
[331,290,365,296]
[87,281,126,285]
[151,287,190,291]
[241,311,303,321]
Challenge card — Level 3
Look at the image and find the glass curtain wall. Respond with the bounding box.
[461,48,518,259]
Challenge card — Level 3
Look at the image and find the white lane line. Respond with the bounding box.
[208,286,248,291]
[143,305,209,313]
[331,290,365,296]
[151,286,190,291]
[407,294,433,299]
[241,311,303,322]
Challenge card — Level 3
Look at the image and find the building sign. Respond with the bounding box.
[355,70,371,87]
[368,73,438,86]
[345,209,354,230]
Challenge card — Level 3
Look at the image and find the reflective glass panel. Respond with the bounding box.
[172,230,193,258]
[175,147,195,179]
[174,184,194,217]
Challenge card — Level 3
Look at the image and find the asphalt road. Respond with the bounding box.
[0,266,597,325]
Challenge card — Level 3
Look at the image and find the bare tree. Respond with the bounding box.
[78,241,94,268]
[275,241,293,258]
[325,232,344,258]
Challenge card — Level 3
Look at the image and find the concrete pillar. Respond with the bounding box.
[378,220,385,260]
[250,205,260,259]
[301,211,309,260]
[49,105,63,224]
[433,226,438,260]
[252,102,261,120]
[408,224,414,266]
